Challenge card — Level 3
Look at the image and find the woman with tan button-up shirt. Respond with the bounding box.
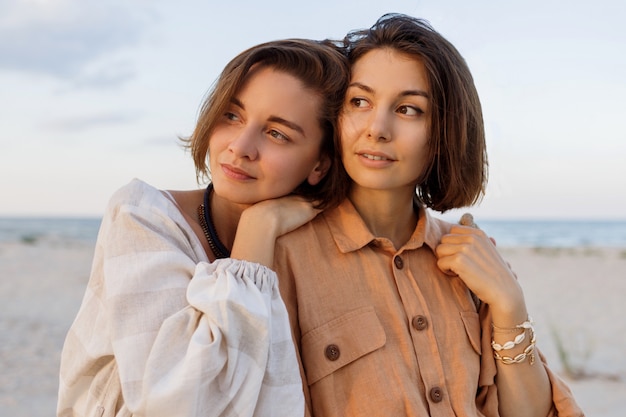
[272,14,584,417]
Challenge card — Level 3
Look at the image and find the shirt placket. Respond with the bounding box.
[391,249,456,417]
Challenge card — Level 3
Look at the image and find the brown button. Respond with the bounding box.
[412,315,428,331]
[393,255,404,269]
[430,386,443,403]
[325,344,340,361]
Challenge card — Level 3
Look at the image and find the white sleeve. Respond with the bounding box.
[104,202,303,417]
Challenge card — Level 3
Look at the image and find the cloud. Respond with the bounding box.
[0,0,156,86]
[71,59,136,89]
[40,112,141,132]
[143,135,184,147]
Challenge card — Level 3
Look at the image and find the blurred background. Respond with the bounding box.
[1,0,625,220]
[1,2,625,416]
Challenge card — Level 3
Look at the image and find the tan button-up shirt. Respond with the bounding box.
[274,198,583,417]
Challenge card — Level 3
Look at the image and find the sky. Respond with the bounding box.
[1,0,625,219]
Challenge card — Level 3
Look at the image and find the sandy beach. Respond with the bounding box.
[1,239,625,416]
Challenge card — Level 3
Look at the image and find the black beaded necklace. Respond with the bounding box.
[197,183,230,259]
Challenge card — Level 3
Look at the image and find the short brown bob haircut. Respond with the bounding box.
[182,39,350,209]
[343,13,488,212]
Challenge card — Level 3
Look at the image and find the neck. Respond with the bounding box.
[348,185,418,249]
[209,190,250,252]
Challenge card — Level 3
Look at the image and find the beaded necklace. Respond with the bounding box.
[197,183,230,259]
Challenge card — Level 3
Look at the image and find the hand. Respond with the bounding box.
[435,224,526,322]
[230,196,321,268]
[453,214,552,416]
[244,195,322,238]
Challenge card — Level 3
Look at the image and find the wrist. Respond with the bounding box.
[491,316,537,366]
[240,206,280,240]
[490,303,528,330]
[231,206,280,268]
[489,284,527,328]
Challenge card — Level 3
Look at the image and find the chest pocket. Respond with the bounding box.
[300,306,386,385]
[461,311,482,355]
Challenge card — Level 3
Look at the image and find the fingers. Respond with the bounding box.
[442,225,488,246]
[455,213,496,245]
[459,212,478,228]
[436,213,490,273]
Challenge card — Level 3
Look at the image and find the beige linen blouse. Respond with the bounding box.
[274,198,584,417]
[57,179,304,417]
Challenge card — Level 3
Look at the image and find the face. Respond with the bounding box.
[340,48,431,194]
[209,66,328,204]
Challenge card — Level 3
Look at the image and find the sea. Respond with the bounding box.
[0,217,102,245]
[1,216,626,248]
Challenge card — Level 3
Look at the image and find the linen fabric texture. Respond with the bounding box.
[273,198,584,417]
[57,179,304,417]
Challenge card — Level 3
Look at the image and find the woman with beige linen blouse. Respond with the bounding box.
[56,39,349,417]
[271,14,584,417]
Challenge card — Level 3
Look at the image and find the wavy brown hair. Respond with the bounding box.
[181,39,350,209]
[342,13,488,212]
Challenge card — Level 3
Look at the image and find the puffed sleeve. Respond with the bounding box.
[100,187,303,416]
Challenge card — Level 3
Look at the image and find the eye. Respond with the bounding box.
[269,129,290,143]
[349,97,370,109]
[224,111,240,122]
[397,105,424,116]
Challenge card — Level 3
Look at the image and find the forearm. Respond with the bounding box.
[231,208,280,268]
[490,307,553,417]
[497,367,552,417]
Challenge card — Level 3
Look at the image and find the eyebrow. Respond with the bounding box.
[348,82,430,99]
[267,116,305,135]
[230,97,306,136]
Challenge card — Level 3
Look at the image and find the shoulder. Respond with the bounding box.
[98,179,203,256]
[277,212,325,241]
[101,178,183,232]
[422,208,456,248]
[275,208,333,248]
[428,212,454,234]
[103,178,183,221]
[108,178,164,210]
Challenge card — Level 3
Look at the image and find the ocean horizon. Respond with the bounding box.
[1,216,626,248]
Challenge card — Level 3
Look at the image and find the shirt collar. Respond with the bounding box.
[323,197,450,254]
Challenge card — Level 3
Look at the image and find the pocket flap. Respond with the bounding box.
[460,311,482,355]
[301,306,386,385]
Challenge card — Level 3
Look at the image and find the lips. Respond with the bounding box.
[361,153,391,161]
[220,163,255,180]
[357,151,395,161]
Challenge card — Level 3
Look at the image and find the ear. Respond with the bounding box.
[306,155,331,186]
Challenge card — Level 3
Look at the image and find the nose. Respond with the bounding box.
[366,109,391,142]
[228,125,259,160]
